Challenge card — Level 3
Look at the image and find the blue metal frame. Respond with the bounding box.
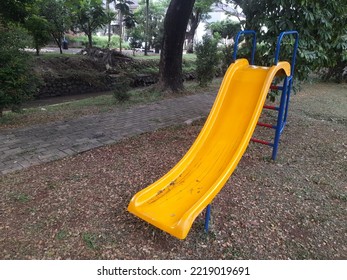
[272,31,299,160]
[204,30,299,233]
[204,204,211,232]
[233,30,257,65]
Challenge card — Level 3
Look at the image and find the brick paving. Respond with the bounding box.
[0,93,215,175]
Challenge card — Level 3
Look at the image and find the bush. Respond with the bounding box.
[195,35,220,87]
[0,23,39,116]
[221,44,234,73]
[113,79,131,103]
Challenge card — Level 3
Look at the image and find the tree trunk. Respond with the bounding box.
[119,10,123,53]
[144,0,149,55]
[185,10,201,53]
[87,33,93,48]
[53,36,63,54]
[159,0,196,92]
[106,0,111,48]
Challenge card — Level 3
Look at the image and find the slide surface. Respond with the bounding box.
[128,59,290,239]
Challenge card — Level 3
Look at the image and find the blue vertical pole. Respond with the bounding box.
[283,77,293,125]
[272,77,288,160]
[204,204,211,232]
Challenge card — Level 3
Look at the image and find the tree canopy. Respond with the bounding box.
[68,0,108,48]
[223,0,347,81]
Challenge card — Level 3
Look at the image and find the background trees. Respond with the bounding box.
[0,9,39,116]
[40,0,70,54]
[0,0,346,106]
[209,19,240,42]
[25,14,51,55]
[185,0,216,53]
[223,0,347,82]
[68,0,108,48]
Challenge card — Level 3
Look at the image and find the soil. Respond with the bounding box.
[0,81,346,260]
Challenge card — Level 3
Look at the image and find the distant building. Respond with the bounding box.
[195,3,244,43]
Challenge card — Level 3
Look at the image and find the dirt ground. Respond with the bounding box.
[0,81,346,260]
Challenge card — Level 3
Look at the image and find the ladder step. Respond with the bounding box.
[257,122,276,129]
[270,85,283,90]
[263,105,279,111]
[251,138,274,147]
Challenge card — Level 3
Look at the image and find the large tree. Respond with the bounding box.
[185,0,215,53]
[40,0,70,54]
[25,14,51,55]
[69,0,108,48]
[159,0,196,92]
[223,0,347,82]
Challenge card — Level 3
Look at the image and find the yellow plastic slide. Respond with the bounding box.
[128,59,291,239]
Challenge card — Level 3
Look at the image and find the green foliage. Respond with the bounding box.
[195,35,220,87]
[82,232,98,250]
[68,0,108,48]
[209,19,240,39]
[0,0,35,24]
[113,79,131,102]
[221,44,234,73]
[225,0,347,82]
[66,34,130,49]
[186,0,217,53]
[40,0,71,53]
[133,0,167,51]
[129,27,143,49]
[25,15,51,55]
[0,23,39,116]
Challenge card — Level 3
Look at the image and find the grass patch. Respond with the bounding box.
[132,54,160,60]
[32,52,76,59]
[132,53,196,62]
[0,78,221,129]
[82,232,98,250]
[56,230,69,240]
[11,192,30,203]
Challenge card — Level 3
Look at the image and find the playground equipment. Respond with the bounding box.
[128,30,299,239]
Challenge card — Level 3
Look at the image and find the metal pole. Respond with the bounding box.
[204,204,211,232]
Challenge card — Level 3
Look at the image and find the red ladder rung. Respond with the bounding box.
[257,122,276,129]
[263,105,279,111]
[251,138,274,147]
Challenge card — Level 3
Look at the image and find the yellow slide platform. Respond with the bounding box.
[128,59,291,239]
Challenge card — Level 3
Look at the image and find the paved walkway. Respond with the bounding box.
[0,93,215,175]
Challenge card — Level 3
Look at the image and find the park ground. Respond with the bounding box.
[0,80,346,259]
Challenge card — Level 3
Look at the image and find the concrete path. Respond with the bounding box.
[0,93,215,175]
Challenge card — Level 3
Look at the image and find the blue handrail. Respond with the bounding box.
[233,30,257,65]
[274,31,299,76]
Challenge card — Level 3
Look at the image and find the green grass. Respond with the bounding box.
[0,78,222,129]
[133,53,197,62]
[32,52,76,59]
[82,232,98,250]
[183,53,197,61]
[132,54,161,60]
[10,192,30,203]
[56,230,69,240]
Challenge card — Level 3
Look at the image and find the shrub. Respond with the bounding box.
[195,35,220,87]
[220,44,234,73]
[0,23,39,116]
[113,79,131,103]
